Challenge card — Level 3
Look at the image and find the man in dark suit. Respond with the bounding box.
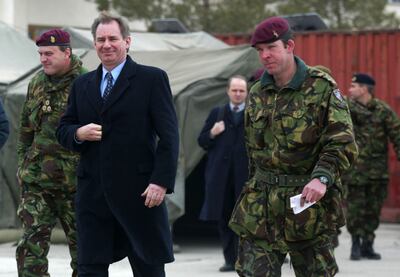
[56,12,179,277]
[197,75,249,272]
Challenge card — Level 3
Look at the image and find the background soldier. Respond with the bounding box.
[198,75,249,272]
[16,29,86,277]
[344,73,400,260]
[229,16,358,276]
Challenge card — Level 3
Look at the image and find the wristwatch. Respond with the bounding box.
[319,176,329,185]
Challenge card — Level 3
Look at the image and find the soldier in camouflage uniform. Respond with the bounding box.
[343,73,400,261]
[16,29,86,277]
[229,17,358,277]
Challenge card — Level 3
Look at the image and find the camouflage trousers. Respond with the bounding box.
[346,181,387,242]
[229,178,343,276]
[236,234,338,277]
[16,183,77,277]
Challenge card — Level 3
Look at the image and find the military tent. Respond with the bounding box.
[0,21,39,93]
[0,20,43,227]
[65,27,229,51]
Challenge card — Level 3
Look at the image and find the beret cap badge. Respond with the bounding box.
[251,16,292,46]
[35,29,70,47]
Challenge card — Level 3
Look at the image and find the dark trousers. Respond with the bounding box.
[78,259,165,277]
[218,172,239,265]
[76,193,166,277]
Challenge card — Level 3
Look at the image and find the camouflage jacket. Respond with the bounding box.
[229,58,358,248]
[245,57,358,189]
[17,54,87,191]
[343,98,400,184]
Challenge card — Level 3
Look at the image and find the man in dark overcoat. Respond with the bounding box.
[197,75,249,272]
[0,98,9,149]
[56,12,179,277]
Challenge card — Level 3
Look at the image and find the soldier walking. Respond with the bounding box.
[229,16,358,276]
[16,29,86,277]
[344,73,400,260]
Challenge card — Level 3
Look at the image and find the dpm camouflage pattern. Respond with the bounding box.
[343,98,400,183]
[16,54,86,277]
[229,57,357,276]
[346,180,387,242]
[16,183,77,277]
[236,234,337,277]
[17,54,86,192]
[343,98,400,241]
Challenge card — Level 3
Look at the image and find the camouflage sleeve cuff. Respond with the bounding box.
[311,168,334,187]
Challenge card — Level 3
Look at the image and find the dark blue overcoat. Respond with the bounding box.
[0,99,9,149]
[197,104,248,221]
[56,56,179,265]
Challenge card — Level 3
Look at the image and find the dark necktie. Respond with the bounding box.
[103,72,113,102]
[232,106,240,125]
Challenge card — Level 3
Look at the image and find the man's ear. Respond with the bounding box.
[125,36,132,52]
[286,39,295,52]
[65,47,72,59]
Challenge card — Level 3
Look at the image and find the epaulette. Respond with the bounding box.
[308,66,337,88]
[249,79,262,94]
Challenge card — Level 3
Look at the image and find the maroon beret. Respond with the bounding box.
[251,16,292,46]
[36,29,70,47]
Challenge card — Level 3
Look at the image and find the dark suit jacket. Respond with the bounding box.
[56,56,179,265]
[197,104,248,221]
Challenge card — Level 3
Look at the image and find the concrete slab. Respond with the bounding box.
[1,223,399,276]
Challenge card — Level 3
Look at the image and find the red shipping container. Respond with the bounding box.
[215,30,400,222]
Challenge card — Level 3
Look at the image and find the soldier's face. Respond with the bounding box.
[227,78,248,105]
[94,20,131,71]
[349,82,366,100]
[38,46,71,76]
[255,40,294,77]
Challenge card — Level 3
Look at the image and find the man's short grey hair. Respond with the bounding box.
[91,11,130,39]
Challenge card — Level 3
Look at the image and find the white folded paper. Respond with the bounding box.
[290,194,316,214]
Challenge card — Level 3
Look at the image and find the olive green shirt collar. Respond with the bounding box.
[260,56,308,90]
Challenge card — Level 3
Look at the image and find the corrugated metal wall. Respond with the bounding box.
[215,30,400,222]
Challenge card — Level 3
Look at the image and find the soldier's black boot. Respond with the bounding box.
[350,235,361,260]
[361,239,381,260]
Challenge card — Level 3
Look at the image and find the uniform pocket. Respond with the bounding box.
[229,179,268,239]
[281,107,319,149]
[247,107,269,150]
[27,101,44,131]
[284,201,325,242]
[249,107,268,129]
